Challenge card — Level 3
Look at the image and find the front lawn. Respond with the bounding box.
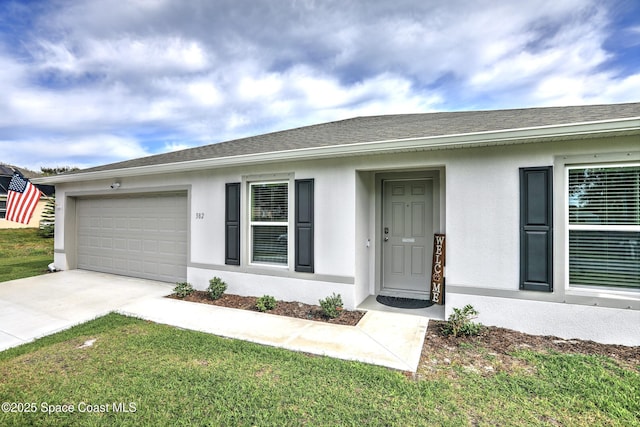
[1,313,638,426]
[0,228,53,282]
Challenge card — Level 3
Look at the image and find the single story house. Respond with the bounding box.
[0,164,55,229]
[35,103,640,345]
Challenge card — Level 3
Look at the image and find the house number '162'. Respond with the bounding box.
[195,212,205,220]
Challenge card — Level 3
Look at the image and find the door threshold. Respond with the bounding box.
[358,295,445,320]
[378,291,431,300]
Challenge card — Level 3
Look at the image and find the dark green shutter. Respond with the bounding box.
[520,167,553,291]
[225,183,240,265]
[295,179,314,273]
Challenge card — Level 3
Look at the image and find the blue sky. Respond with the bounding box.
[1,0,639,171]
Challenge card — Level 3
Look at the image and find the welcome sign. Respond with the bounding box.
[430,234,446,305]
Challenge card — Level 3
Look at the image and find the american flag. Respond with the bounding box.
[6,173,41,224]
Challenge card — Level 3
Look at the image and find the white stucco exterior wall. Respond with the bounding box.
[446,292,640,346]
[49,133,639,343]
[298,161,356,278]
[186,160,359,307]
[189,169,228,266]
[442,138,640,345]
[444,144,553,291]
[52,161,362,307]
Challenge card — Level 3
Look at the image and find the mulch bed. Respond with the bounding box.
[418,320,640,379]
[167,291,365,326]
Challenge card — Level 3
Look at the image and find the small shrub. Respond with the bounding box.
[319,293,343,319]
[38,195,56,238]
[207,277,227,300]
[443,304,483,337]
[256,295,277,312]
[174,282,194,298]
[38,222,55,238]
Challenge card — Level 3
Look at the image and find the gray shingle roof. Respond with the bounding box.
[0,164,40,178]
[77,102,640,174]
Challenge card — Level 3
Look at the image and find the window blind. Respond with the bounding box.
[250,182,288,266]
[569,166,640,225]
[569,230,639,289]
[252,225,288,264]
[568,165,640,290]
[251,183,288,222]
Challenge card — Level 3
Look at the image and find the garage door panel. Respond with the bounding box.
[78,253,88,266]
[159,218,177,230]
[157,263,179,276]
[114,218,127,230]
[143,240,158,252]
[158,240,177,255]
[77,194,187,283]
[129,218,143,231]
[101,257,113,269]
[144,218,159,232]
[128,260,143,274]
[112,257,128,270]
[101,238,113,249]
[113,238,127,250]
[128,239,142,251]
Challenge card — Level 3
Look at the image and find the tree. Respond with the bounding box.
[38,194,55,238]
[40,166,79,176]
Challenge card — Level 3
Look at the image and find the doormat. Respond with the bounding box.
[376,295,435,309]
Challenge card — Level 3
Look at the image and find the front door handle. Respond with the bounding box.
[384,237,389,242]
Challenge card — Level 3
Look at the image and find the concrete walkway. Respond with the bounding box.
[1,270,432,372]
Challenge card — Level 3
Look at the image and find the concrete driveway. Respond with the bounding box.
[0,270,173,351]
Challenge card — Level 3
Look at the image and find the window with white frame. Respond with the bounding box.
[567,164,640,290]
[250,181,289,266]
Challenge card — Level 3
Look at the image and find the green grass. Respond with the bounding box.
[0,228,638,425]
[0,228,53,282]
[0,314,638,426]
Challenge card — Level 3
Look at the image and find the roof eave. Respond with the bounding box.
[33,117,640,185]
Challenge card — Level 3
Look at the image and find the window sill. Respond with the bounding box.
[248,262,290,270]
[565,286,640,308]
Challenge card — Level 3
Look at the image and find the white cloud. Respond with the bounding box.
[87,37,209,74]
[33,36,209,81]
[287,68,441,118]
[163,142,193,152]
[0,135,150,171]
[185,80,223,107]
[237,73,283,101]
[589,73,640,103]
[0,0,638,170]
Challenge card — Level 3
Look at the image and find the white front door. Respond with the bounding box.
[381,179,433,298]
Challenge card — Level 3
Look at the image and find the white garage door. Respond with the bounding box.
[77,193,188,283]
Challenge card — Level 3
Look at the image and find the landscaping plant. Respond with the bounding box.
[256,295,277,312]
[443,304,483,337]
[38,195,56,238]
[173,282,194,298]
[207,276,227,300]
[319,293,343,318]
